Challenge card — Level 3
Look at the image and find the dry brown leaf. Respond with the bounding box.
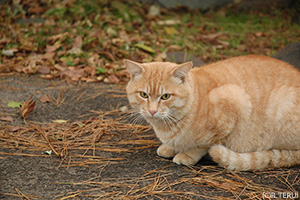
[0,116,14,122]
[217,40,230,47]
[53,64,65,71]
[164,27,178,35]
[23,55,44,74]
[37,66,51,74]
[42,52,55,60]
[46,42,61,53]
[167,45,183,51]
[157,19,181,25]
[202,32,225,40]
[84,66,96,76]
[48,32,69,42]
[67,36,83,55]
[20,96,36,119]
[20,38,36,51]
[60,67,85,81]
[254,32,263,37]
[10,126,20,132]
[39,94,52,103]
[107,74,120,84]
[73,36,83,49]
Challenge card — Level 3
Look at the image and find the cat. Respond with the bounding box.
[124,55,300,171]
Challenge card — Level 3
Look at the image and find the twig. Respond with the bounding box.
[15,188,31,200]
[235,184,248,200]
[29,123,61,158]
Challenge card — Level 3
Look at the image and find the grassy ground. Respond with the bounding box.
[1,0,299,83]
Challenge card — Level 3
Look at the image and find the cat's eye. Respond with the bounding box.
[139,91,149,99]
[161,93,171,100]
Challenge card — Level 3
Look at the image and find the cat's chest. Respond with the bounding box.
[153,126,196,152]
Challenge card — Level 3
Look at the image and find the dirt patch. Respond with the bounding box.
[0,75,299,199]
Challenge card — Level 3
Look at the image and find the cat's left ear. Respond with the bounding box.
[172,61,193,83]
[123,59,144,80]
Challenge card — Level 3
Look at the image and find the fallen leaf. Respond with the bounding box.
[45,150,52,155]
[120,106,128,113]
[148,5,160,16]
[254,32,263,37]
[48,32,68,42]
[106,27,118,37]
[52,119,68,123]
[53,64,65,71]
[10,126,20,132]
[46,42,61,53]
[202,32,224,40]
[20,38,37,51]
[134,43,155,54]
[0,116,14,122]
[67,36,83,55]
[60,56,73,63]
[67,47,82,55]
[60,67,85,81]
[23,54,43,74]
[42,52,55,60]
[167,45,183,51]
[157,19,181,25]
[20,96,36,119]
[154,51,167,61]
[98,51,115,61]
[73,35,83,49]
[217,40,230,47]
[107,74,120,84]
[7,101,22,108]
[37,66,51,74]
[164,27,178,35]
[39,94,52,103]
[103,77,110,83]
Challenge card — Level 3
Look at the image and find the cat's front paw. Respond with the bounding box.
[173,152,198,166]
[157,144,176,158]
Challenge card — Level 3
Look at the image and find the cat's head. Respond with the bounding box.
[124,59,193,124]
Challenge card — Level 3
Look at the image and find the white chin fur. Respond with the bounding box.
[142,114,163,123]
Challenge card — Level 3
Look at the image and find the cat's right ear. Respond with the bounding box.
[123,59,144,80]
[172,61,193,83]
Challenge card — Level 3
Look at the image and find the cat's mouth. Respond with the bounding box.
[141,110,163,120]
[143,113,160,119]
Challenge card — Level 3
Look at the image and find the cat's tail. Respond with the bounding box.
[209,144,300,171]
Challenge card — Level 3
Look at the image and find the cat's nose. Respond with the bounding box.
[149,110,157,116]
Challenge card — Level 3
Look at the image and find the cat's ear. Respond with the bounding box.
[123,59,144,80]
[172,61,193,83]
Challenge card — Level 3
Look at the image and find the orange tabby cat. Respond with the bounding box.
[124,55,300,171]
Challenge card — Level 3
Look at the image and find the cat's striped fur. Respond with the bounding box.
[124,55,300,171]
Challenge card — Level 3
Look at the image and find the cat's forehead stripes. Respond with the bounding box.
[141,62,175,96]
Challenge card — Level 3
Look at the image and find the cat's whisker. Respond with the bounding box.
[121,108,147,126]
[160,114,180,133]
[167,113,184,126]
[161,116,174,132]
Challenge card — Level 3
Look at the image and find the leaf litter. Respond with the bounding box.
[1,0,299,83]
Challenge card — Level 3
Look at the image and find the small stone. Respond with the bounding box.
[148,5,160,16]
[2,49,14,56]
